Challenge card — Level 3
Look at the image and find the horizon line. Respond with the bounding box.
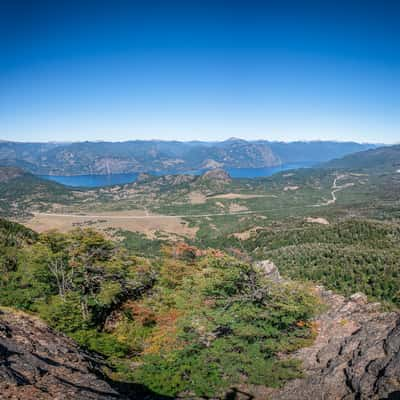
[0,138,393,145]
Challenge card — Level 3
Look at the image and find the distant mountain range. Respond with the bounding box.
[0,139,379,175]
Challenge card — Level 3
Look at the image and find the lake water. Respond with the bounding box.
[39,172,140,188]
[40,162,314,188]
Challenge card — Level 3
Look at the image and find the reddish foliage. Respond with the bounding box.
[124,301,156,326]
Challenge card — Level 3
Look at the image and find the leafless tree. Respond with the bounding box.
[47,258,73,300]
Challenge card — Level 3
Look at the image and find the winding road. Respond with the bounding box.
[315,174,355,207]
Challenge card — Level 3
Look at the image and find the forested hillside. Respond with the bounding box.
[245,219,400,306]
[0,167,77,217]
[0,219,319,397]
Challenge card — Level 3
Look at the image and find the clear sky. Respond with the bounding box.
[0,0,398,143]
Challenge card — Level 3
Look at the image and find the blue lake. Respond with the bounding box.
[226,162,315,178]
[40,162,314,188]
[39,172,139,188]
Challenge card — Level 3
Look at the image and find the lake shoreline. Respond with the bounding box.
[39,162,315,188]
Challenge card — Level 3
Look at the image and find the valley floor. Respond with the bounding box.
[24,172,371,242]
[25,210,198,239]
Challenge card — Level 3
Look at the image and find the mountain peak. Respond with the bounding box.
[224,137,247,143]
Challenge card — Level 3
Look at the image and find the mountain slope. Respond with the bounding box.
[244,219,400,306]
[263,141,378,164]
[322,144,400,171]
[1,218,399,400]
[185,138,281,168]
[271,287,400,400]
[0,167,76,217]
[0,219,320,398]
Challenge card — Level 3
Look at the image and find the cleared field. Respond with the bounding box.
[26,210,198,239]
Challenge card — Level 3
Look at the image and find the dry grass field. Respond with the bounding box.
[26,210,198,239]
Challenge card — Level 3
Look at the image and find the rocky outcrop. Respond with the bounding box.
[133,173,196,188]
[135,172,152,182]
[270,287,400,400]
[0,309,120,400]
[253,260,282,282]
[197,169,232,194]
[201,159,224,169]
[200,169,232,183]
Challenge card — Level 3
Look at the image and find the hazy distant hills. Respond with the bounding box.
[322,144,400,171]
[264,140,380,163]
[0,139,378,175]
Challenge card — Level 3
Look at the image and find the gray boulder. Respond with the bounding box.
[253,260,282,282]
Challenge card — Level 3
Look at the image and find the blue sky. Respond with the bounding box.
[0,0,398,143]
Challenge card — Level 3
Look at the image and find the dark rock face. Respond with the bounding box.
[271,288,400,400]
[197,140,281,169]
[0,309,120,400]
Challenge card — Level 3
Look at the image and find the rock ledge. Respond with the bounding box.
[0,309,119,400]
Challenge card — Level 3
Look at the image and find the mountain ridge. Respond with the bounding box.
[0,139,378,175]
[322,144,400,171]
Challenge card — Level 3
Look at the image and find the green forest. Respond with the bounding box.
[245,219,400,306]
